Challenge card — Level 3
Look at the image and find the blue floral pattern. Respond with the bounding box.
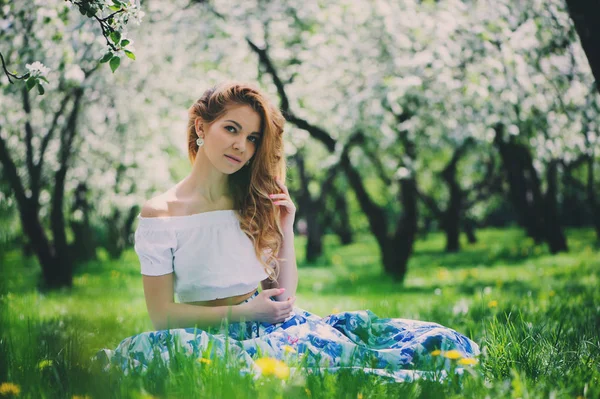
[95,292,480,382]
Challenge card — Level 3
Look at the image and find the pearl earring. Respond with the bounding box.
[196,137,204,147]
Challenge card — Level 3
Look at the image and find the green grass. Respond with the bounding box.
[0,227,598,398]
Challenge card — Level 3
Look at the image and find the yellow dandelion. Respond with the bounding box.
[305,388,311,397]
[430,350,442,356]
[138,390,158,399]
[549,290,555,297]
[331,308,340,314]
[37,359,53,370]
[488,300,498,308]
[282,345,296,354]
[0,382,21,396]
[458,357,478,366]
[436,268,449,280]
[72,395,92,399]
[254,357,290,379]
[197,358,211,365]
[357,393,364,399]
[442,350,462,360]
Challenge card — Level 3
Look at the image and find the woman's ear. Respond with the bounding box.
[195,118,204,136]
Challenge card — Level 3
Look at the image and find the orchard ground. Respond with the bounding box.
[0,228,598,398]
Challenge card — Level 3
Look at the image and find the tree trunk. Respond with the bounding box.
[441,148,465,253]
[565,0,600,95]
[463,218,478,244]
[305,205,323,263]
[0,130,66,290]
[543,161,568,253]
[385,177,418,281]
[332,190,353,245]
[586,156,600,241]
[494,125,545,243]
[293,151,327,263]
[48,89,84,288]
[104,205,141,260]
[69,182,97,263]
[19,203,66,288]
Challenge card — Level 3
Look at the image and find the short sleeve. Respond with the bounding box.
[134,224,176,276]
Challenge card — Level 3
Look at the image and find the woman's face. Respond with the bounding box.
[197,104,263,174]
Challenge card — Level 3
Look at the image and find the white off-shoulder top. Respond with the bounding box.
[134,209,269,302]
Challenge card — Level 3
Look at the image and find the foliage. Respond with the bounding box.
[0,0,143,91]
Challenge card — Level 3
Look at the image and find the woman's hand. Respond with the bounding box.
[238,288,296,324]
[269,176,296,231]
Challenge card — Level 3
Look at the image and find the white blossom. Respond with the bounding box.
[25,61,50,78]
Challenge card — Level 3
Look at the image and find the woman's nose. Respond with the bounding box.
[233,137,246,152]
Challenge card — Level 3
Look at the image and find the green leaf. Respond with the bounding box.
[26,77,37,91]
[124,50,136,60]
[110,31,121,44]
[38,76,49,84]
[121,39,130,47]
[100,52,113,63]
[108,5,121,11]
[22,72,31,80]
[37,83,45,95]
[109,56,121,73]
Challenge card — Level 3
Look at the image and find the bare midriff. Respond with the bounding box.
[185,288,258,307]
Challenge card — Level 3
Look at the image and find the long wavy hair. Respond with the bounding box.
[186,81,287,281]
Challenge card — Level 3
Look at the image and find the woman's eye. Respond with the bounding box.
[225,126,236,133]
[248,136,259,143]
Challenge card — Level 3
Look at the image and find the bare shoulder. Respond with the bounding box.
[140,192,173,218]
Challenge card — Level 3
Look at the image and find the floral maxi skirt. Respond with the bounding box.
[95,292,480,383]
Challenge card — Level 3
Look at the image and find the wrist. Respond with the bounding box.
[281,223,294,235]
[230,302,249,322]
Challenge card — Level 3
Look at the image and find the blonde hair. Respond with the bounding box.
[186,81,287,280]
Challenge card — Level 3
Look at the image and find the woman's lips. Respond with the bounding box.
[225,155,241,163]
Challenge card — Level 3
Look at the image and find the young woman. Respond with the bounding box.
[96,81,480,382]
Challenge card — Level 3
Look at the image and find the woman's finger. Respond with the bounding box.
[275,177,290,194]
[262,288,284,298]
[269,193,288,200]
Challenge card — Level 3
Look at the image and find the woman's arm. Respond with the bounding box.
[264,176,298,301]
[142,274,245,330]
[261,224,298,301]
[143,275,293,330]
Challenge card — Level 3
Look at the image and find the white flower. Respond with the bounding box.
[25,61,51,78]
[64,65,85,84]
[394,166,411,180]
[126,7,145,25]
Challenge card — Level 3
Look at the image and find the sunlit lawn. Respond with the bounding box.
[0,227,598,398]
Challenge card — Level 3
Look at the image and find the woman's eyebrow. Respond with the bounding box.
[225,119,261,136]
